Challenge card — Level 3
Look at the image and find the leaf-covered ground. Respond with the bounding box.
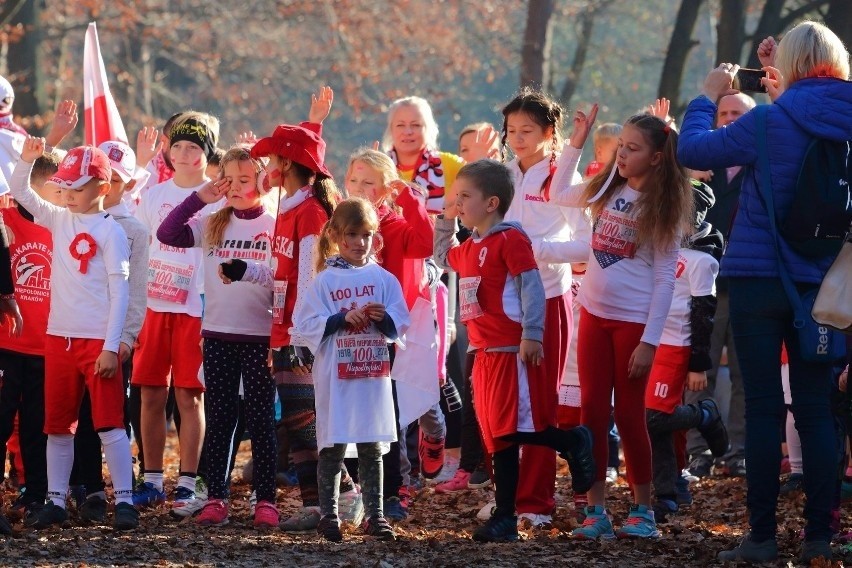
[1,433,849,567]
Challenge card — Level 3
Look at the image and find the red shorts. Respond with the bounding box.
[43,336,125,435]
[132,310,203,390]
[472,351,555,453]
[644,344,691,413]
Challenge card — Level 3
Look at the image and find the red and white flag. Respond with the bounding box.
[83,22,128,146]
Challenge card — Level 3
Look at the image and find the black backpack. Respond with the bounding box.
[781,138,852,258]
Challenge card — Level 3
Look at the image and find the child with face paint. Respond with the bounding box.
[132,111,221,518]
[157,146,278,528]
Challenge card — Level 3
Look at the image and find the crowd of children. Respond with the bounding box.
[0,23,848,566]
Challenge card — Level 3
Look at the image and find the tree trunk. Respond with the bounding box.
[715,0,746,65]
[658,0,705,106]
[825,0,851,51]
[520,0,555,89]
[3,0,43,120]
[559,1,614,107]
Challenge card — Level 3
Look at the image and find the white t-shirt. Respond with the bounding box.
[291,262,410,450]
[10,160,130,352]
[0,129,24,193]
[659,248,719,347]
[135,178,218,317]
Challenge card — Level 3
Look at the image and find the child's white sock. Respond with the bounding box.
[46,434,75,508]
[177,475,197,493]
[99,428,134,505]
[143,471,165,491]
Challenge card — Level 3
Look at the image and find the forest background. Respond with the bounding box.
[1,0,850,174]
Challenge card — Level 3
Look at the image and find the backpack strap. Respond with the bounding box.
[753,105,810,330]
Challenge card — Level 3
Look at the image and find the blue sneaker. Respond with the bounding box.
[571,505,615,540]
[132,482,166,508]
[675,474,693,506]
[472,515,519,542]
[652,499,678,523]
[616,504,660,538]
[383,496,408,521]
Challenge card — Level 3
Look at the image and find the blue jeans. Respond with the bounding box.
[730,277,836,542]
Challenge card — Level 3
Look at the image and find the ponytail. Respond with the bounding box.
[315,222,337,273]
[313,176,341,219]
[205,206,236,249]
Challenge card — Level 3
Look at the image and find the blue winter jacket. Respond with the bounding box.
[678,78,852,284]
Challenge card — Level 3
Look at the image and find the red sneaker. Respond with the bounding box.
[419,431,445,479]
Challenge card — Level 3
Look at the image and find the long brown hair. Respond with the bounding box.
[290,161,341,219]
[205,145,264,247]
[583,114,692,251]
[316,198,380,273]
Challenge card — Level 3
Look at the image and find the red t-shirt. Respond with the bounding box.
[446,226,538,349]
[270,196,328,348]
[0,208,52,356]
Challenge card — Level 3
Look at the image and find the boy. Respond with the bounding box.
[69,140,150,523]
[10,138,137,530]
[433,159,594,543]
[132,111,219,517]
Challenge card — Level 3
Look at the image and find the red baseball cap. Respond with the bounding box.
[251,123,332,178]
[47,146,112,189]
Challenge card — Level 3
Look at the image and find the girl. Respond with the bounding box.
[157,146,278,528]
[219,121,357,532]
[500,88,592,527]
[546,107,692,539]
[291,198,410,542]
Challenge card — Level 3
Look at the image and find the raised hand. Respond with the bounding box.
[647,98,671,120]
[136,126,161,168]
[236,131,258,145]
[569,103,599,150]
[21,136,46,163]
[464,125,500,162]
[45,100,78,147]
[702,63,740,102]
[757,36,777,68]
[196,177,230,204]
[308,86,334,124]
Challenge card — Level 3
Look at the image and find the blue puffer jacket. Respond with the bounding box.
[678,78,852,284]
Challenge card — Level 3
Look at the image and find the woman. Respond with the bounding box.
[678,21,852,564]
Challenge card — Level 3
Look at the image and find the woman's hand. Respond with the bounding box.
[196,177,230,204]
[569,103,599,150]
[757,36,777,68]
[703,64,740,102]
[627,342,656,380]
[761,66,784,101]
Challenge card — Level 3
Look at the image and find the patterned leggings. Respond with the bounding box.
[318,443,383,519]
[203,338,276,502]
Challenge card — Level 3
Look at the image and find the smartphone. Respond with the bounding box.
[734,68,768,93]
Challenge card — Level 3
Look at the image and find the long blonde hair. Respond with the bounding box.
[583,114,692,251]
[205,146,265,248]
[316,198,380,273]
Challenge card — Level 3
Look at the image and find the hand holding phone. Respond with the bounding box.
[734,68,768,93]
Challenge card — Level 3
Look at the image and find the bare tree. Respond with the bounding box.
[520,0,555,89]
[558,0,615,107]
[715,0,747,65]
[826,0,851,50]
[745,0,828,68]
[658,0,705,110]
[2,0,43,120]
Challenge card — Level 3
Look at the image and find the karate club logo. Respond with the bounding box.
[14,251,51,292]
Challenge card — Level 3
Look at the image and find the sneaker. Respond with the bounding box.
[605,467,619,484]
[652,499,678,523]
[467,466,492,489]
[573,494,589,523]
[112,502,139,531]
[281,507,321,532]
[780,473,804,495]
[800,540,832,564]
[195,499,229,526]
[472,515,518,542]
[339,486,365,525]
[722,458,747,477]
[518,513,552,528]
[171,486,206,518]
[675,475,693,506]
[317,514,342,542]
[132,482,166,508]
[560,425,595,494]
[398,485,413,510]
[616,504,660,538]
[69,485,87,511]
[23,501,44,528]
[253,501,279,529]
[194,476,208,500]
[697,399,729,458]
[476,500,496,522]
[571,506,615,540]
[419,432,445,479]
[434,469,472,493]
[276,464,299,487]
[685,455,713,479]
[0,514,11,536]
[79,495,107,524]
[33,501,70,529]
[364,515,396,540]
[383,496,408,521]
[717,533,778,563]
[249,490,257,516]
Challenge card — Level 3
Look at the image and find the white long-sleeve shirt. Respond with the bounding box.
[10,159,130,352]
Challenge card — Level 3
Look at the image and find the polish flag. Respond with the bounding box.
[83,22,128,146]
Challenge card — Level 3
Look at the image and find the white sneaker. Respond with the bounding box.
[606,467,619,484]
[518,513,553,528]
[171,486,207,518]
[338,486,365,525]
[476,500,496,521]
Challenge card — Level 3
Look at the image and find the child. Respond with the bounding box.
[458,123,501,163]
[644,181,729,522]
[10,138,137,530]
[205,147,225,181]
[0,151,62,528]
[291,197,410,542]
[546,107,693,539]
[584,123,621,179]
[501,88,592,527]
[158,146,279,528]
[133,111,220,517]
[434,159,594,543]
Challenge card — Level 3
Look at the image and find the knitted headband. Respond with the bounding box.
[170,118,217,161]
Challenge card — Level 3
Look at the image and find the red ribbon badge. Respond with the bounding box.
[69,233,97,274]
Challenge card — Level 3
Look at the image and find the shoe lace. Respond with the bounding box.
[581,514,605,527]
[623,514,648,526]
